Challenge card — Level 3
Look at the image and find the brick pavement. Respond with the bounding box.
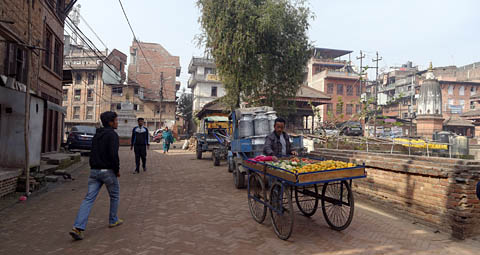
[0,144,480,255]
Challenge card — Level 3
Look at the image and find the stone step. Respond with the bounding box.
[45,175,59,182]
[39,164,58,175]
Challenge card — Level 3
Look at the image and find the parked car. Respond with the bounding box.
[338,121,363,136]
[66,126,97,151]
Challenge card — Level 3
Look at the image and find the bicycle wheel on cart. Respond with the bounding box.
[269,181,294,240]
[294,184,319,217]
[248,172,267,224]
[321,180,354,231]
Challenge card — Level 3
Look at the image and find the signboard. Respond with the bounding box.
[206,74,220,81]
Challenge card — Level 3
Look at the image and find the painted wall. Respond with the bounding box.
[0,87,44,168]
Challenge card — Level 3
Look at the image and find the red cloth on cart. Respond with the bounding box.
[250,155,274,162]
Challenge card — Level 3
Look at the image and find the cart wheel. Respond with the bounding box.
[321,181,354,231]
[227,157,235,173]
[248,172,267,223]
[196,149,202,159]
[213,154,220,166]
[233,165,246,189]
[269,182,294,240]
[295,185,319,217]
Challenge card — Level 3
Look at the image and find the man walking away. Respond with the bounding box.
[131,118,149,173]
[69,111,123,241]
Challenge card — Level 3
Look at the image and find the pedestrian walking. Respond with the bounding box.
[162,126,174,153]
[131,118,150,173]
[69,111,123,241]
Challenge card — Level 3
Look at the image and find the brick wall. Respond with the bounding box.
[310,149,480,239]
[0,176,19,198]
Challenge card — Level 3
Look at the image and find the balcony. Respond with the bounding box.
[188,74,221,88]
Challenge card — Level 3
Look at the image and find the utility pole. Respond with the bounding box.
[372,51,382,137]
[24,0,32,196]
[158,72,164,128]
[357,50,366,133]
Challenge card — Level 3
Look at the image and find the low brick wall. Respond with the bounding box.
[310,149,480,239]
[0,168,22,198]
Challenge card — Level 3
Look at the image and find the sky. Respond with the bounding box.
[73,0,480,89]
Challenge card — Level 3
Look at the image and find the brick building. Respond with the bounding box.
[62,39,127,132]
[0,0,75,197]
[127,41,180,130]
[306,48,362,124]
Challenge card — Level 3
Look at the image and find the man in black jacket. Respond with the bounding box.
[263,117,298,160]
[131,118,149,173]
[69,111,123,241]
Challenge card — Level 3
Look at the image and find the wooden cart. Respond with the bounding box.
[243,158,366,240]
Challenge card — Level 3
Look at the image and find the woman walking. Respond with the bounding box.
[162,127,174,153]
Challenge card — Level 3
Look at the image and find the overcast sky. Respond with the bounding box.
[73,0,480,89]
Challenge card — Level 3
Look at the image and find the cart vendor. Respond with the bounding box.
[263,117,298,159]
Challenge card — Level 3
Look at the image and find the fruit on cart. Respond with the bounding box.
[291,160,356,174]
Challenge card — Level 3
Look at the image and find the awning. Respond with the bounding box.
[204,116,229,122]
[47,101,67,115]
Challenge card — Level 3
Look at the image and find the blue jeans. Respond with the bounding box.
[73,169,120,230]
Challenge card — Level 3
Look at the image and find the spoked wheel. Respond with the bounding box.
[248,172,267,223]
[321,181,354,231]
[269,181,294,240]
[295,184,319,217]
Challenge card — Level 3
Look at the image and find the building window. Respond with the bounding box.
[74,89,81,101]
[86,106,93,120]
[471,86,476,95]
[75,73,82,84]
[205,68,216,75]
[176,84,181,91]
[131,48,137,64]
[6,43,28,84]
[459,86,465,96]
[356,85,361,96]
[448,85,454,95]
[116,103,121,110]
[460,99,465,107]
[211,86,217,97]
[134,104,139,111]
[408,86,412,91]
[337,84,344,95]
[53,39,62,75]
[327,83,334,94]
[355,104,361,113]
[56,0,65,19]
[112,87,123,95]
[44,29,53,68]
[63,89,68,101]
[346,104,353,115]
[470,101,475,109]
[134,87,139,95]
[326,104,333,114]
[346,85,353,96]
[73,106,80,119]
[155,105,160,114]
[403,113,408,119]
[336,103,343,114]
[88,73,95,85]
[87,89,94,101]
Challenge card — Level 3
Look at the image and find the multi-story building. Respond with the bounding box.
[306,48,362,124]
[62,40,126,131]
[188,57,225,112]
[0,0,74,196]
[127,41,180,130]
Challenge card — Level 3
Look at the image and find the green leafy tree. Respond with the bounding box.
[197,0,313,111]
[177,90,193,134]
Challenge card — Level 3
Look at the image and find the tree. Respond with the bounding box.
[197,0,312,111]
[177,90,193,134]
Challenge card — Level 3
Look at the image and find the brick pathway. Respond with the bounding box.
[0,144,479,255]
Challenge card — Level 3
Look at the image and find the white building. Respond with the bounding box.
[188,57,225,112]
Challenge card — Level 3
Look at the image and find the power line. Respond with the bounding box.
[117,0,156,74]
[78,13,108,50]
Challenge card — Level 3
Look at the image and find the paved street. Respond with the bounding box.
[1,144,480,255]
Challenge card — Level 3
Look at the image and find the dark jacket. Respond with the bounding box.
[89,127,120,174]
[131,126,150,146]
[263,131,292,157]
